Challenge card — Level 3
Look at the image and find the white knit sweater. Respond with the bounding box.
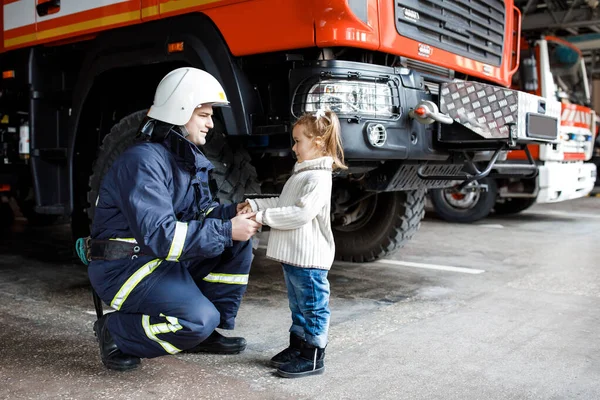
[248,157,334,270]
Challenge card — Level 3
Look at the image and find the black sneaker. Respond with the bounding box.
[93,314,141,371]
[185,330,247,354]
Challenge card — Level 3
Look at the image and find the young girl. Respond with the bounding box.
[241,109,346,378]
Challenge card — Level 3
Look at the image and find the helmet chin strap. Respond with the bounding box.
[169,126,204,155]
[178,125,190,138]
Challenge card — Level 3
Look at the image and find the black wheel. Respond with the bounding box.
[592,155,600,190]
[429,178,497,223]
[86,110,146,223]
[200,120,261,204]
[86,110,260,226]
[493,197,536,215]
[333,189,426,263]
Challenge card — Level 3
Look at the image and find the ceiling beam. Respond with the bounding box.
[561,0,581,24]
[522,9,600,30]
[520,0,538,15]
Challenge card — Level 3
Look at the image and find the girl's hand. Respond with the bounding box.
[238,205,253,215]
[236,201,250,214]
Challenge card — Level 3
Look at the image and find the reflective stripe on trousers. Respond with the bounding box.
[100,240,253,358]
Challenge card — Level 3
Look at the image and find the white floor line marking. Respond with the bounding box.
[477,224,504,229]
[375,259,485,274]
[537,210,600,219]
[258,244,483,274]
[85,309,114,316]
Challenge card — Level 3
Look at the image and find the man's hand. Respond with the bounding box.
[231,212,261,241]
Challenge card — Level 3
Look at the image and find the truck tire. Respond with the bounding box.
[200,120,261,203]
[333,189,425,263]
[86,110,259,225]
[429,178,497,223]
[493,197,536,215]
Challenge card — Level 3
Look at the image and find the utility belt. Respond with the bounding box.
[84,237,147,262]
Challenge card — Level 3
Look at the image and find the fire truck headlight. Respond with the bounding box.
[304,80,394,118]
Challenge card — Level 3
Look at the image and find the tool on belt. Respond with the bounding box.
[76,236,149,319]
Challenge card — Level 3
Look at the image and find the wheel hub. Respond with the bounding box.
[331,185,377,231]
[442,181,482,210]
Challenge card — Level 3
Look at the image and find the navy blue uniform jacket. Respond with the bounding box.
[89,134,237,307]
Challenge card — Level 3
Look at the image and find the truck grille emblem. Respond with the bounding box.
[418,43,432,57]
[403,8,420,22]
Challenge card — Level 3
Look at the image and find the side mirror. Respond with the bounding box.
[519,56,538,92]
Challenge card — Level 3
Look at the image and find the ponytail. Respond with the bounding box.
[294,110,347,170]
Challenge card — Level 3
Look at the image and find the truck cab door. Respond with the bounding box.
[30,1,144,217]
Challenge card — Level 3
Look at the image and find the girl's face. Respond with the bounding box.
[292,124,322,163]
[184,104,214,146]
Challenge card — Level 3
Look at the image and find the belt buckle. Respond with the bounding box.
[84,236,92,262]
[131,244,141,260]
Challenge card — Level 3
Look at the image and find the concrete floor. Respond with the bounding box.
[0,197,599,399]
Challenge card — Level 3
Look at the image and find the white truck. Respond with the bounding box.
[430,36,597,222]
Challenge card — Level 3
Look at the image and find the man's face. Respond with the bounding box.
[184,104,214,146]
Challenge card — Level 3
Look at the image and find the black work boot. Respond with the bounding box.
[277,343,325,378]
[185,330,247,354]
[270,333,304,368]
[93,314,141,371]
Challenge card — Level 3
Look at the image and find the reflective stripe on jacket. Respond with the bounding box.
[92,135,236,261]
[89,133,238,307]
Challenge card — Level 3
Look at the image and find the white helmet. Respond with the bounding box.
[147,67,229,125]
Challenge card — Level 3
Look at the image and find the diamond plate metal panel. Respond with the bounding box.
[439,81,561,143]
[440,82,515,139]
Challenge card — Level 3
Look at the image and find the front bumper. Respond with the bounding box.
[290,61,559,164]
[536,162,597,203]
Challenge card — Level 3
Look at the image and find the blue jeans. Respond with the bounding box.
[282,263,331,348]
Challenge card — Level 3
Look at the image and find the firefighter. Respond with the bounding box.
[87,67,261,371]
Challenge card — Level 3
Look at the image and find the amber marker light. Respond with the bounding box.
[168,42,184,53]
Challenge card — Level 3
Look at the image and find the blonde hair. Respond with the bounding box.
[293,110,348,170]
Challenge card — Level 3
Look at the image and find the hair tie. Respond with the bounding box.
[314,108,331,122]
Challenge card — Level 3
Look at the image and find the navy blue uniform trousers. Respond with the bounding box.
[94,240,252,359]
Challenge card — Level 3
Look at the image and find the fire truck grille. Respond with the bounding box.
[394,0,506,67]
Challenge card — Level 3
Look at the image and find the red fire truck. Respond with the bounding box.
[0,1,558,262]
